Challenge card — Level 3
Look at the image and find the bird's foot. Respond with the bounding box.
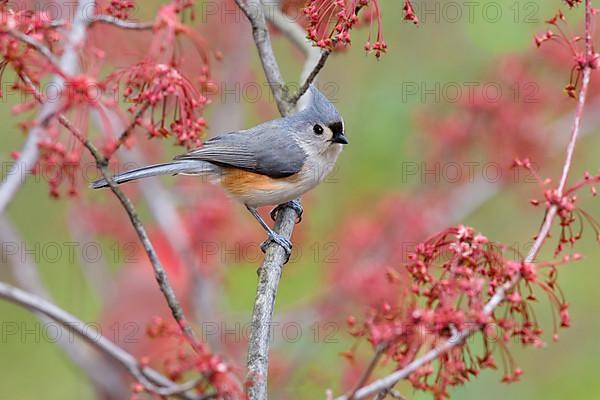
[270,200,303,224]
[260,232,292,263]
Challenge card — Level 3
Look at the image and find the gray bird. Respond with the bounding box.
[92,85,348,259]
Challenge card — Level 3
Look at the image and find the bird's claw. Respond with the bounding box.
[260,233,292,263]
[270,200,303,224]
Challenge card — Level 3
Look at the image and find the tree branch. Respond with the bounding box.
[289,50,331,105]
[245,205,298,399]
[347,343,387,400]
[335,1,595,398]
[97,102,217,338]
[90,14,155,30]
[74,121,204,352]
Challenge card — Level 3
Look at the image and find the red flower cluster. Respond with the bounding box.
[303,0,419,58]
[37,134,81,197]
[348,225,574,398]
[143,316,242,399]
[564,0,583,7]
[403,0,419,24]
[0,0,216,196]
[106,1,136,20]
[302,0,418,57]
[107,61,209,148]
[535,8,600,98]
[302,0,385,57]
[0,3,62,82]
[519,157,600,255]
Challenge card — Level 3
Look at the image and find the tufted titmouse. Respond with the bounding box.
[92,85,347,258]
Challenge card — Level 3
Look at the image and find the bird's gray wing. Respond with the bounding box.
[174,124,307,178]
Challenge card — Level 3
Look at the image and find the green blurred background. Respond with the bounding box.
[1,0,600,399]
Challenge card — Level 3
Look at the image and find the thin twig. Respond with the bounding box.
[90,14,155,30]
[347,343,387,400]
[335,1,595,398]
[43,15,154,30]
[75,121,203,352]
[288,50,331,105]
[265,6,325,108]
[105,103,150,160]
[97,102,217,345]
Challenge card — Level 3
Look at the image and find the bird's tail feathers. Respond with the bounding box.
[90,160,214,189]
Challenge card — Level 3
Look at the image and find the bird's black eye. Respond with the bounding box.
[313,124,324,135]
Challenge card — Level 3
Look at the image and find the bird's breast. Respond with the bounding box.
[217,164,329,208]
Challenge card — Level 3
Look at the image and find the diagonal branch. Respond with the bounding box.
[336,1,596,398]
[71,118,203,352]
[97,101,217,338]
[90,14,155,30]
[289,50,330,105]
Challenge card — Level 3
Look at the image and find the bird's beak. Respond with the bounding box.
[332,132,349,145]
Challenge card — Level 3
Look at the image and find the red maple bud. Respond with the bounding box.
[131,383,144,394]
[564,0,583,8]
[538,8,594,98]
[507,292,522,304]
[303,0,392,58]
[403,0,419,24]
[106,0,136,20]
[381,302,391,313]
[347,315,356,326]
[340,350,355,361]
[559,304,571,327]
